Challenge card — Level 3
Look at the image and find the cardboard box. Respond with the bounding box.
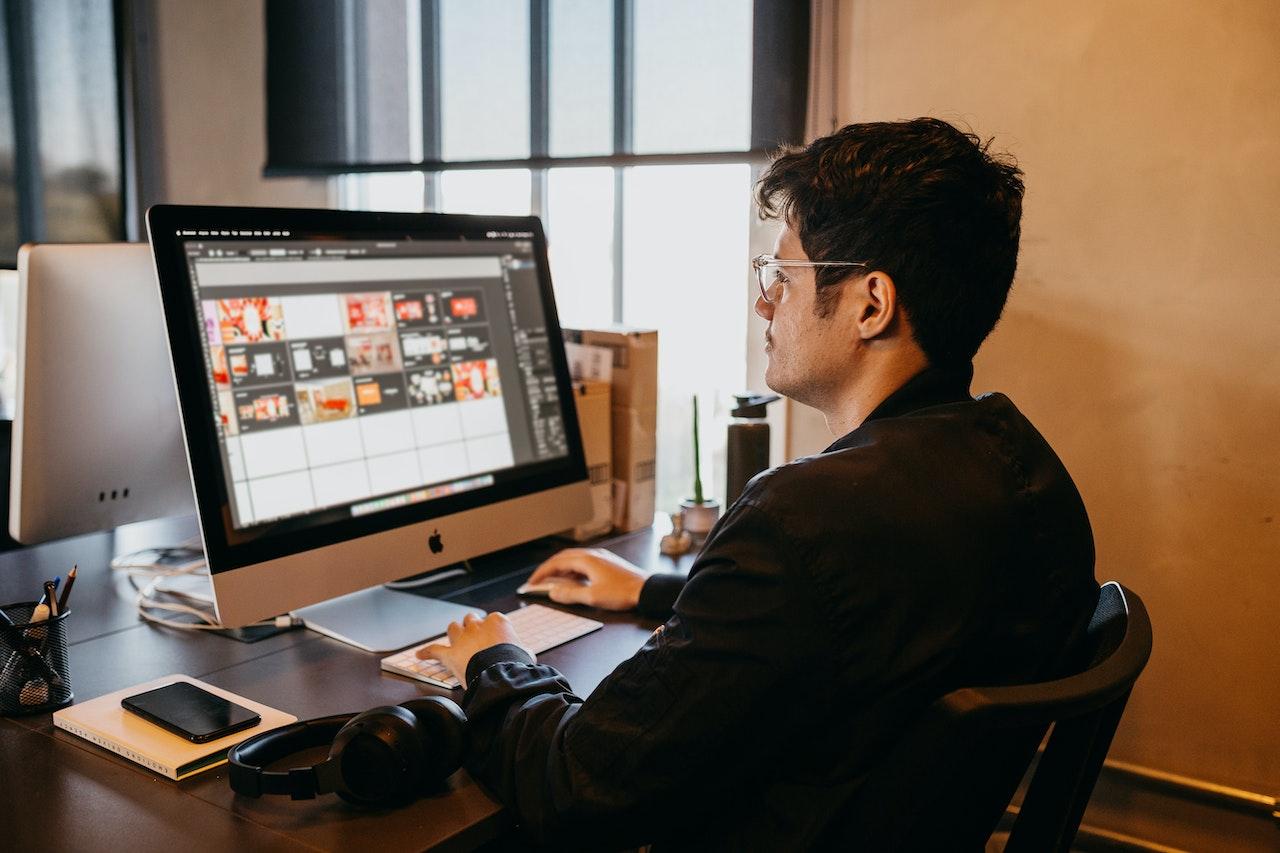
[610,404,657,532]
[567,380,613,541]
[563,326,659,533]
[563,326,658,410]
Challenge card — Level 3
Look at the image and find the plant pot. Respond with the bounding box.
[679,498,721,535]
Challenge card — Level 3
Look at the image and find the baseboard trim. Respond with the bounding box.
[997,804,1190,853]
[1100,759,1278,825]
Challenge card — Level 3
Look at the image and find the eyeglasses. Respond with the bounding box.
[751,254,869,304]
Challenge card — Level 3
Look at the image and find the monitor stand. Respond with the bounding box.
[295,586,482,654]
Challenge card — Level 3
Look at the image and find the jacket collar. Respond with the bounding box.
[824,362,974,453]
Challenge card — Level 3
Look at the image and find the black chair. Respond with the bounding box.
[834,581,1153,851]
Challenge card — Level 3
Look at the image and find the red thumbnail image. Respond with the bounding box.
[238,393,292,423]
[218,298,286,343]
[449,296,479,320]
[345,292,392,332]
[217,389,238,436]
[346,332,403,375]
[211,346,230,387]
[297,379,356,425]
[228,352,250,379]
[452,358,501,401]
[394,297,424,322]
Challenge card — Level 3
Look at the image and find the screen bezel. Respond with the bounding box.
[147,204,587,574]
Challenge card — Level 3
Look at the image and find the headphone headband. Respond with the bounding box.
[228,714,354,799]
[226,696,467,807]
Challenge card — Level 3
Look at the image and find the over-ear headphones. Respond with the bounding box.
[227,696,468,807]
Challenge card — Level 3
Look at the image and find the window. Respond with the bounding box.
[631,1,753,154]
[548,0,611,158]
[0,0,124,265]
[439,1,530,161]
[270,1,807,513]
[620,163,753,510]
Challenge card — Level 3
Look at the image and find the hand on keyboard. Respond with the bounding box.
[381,605,605,690]
[417,612,521,687]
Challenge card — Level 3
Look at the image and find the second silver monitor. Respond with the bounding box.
[10,243,194,543]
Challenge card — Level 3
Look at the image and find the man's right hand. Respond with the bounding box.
[526,548,648,611]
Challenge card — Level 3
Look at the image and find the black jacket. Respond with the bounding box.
[460,365,1099,850]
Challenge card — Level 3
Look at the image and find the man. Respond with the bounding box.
[423,118,1099,849]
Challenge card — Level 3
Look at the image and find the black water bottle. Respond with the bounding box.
[725,393,780,506]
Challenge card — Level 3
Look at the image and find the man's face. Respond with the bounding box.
[755,225,853,408]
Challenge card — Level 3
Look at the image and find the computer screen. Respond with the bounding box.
[189,239,569,533]
[148,206,591,646]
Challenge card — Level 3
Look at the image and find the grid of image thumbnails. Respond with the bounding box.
[202,287,515,526]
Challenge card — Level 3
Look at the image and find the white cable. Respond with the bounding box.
[110,545,207,576]
[112,545,298,634]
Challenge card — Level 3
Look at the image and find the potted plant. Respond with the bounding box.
[680,395,721,535]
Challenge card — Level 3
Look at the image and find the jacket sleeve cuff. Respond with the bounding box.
[637,573,686,618]
[466,642,536,685]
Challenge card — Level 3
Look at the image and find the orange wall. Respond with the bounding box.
[787,0,1280,804]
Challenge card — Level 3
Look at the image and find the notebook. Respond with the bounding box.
[52,674,296,781]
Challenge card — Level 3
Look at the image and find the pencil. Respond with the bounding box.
[58,565,77,613]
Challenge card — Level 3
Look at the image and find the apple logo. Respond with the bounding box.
[428,529,444,554]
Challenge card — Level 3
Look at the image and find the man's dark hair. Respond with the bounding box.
[755,118,1024,365]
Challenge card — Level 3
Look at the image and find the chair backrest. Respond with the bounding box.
[1001,581,1152,852]
[831,581,1153,851]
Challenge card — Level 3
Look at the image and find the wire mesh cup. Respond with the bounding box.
[0,602,73,715]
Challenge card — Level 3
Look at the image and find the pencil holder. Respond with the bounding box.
[0,601,74,715]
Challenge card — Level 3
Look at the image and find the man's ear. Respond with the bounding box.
[853,271,898,341]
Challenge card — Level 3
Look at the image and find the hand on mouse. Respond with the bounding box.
[526,548,647,611]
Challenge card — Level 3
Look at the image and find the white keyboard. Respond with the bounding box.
[380,604,604,689]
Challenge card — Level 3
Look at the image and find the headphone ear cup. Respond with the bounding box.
[329,706,428,807]
[399,696,469,785]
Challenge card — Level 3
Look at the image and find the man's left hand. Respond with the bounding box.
[418,612,528,687]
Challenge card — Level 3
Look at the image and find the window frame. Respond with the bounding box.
[324,2,798,507]
[320,0,806,322]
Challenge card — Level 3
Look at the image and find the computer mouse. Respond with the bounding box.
[516,579,584,597]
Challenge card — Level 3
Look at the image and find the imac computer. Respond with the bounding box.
[146,205,592,652]
[10,243,195,543]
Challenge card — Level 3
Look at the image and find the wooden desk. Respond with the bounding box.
[0,517,694,852]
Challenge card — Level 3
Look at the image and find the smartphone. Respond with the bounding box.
[122,681,261,743]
